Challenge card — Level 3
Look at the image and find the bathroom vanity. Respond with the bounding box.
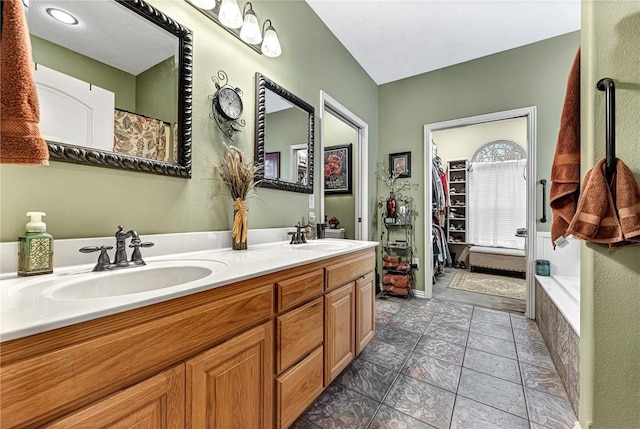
[0,240,376,428]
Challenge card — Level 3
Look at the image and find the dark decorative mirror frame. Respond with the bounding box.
[255,73,315,193]
[46,0,194,178]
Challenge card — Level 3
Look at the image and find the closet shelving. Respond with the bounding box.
[447,159,468,245]
[379,194,415,298]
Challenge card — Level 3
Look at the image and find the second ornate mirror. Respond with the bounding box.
[255,73,314,193]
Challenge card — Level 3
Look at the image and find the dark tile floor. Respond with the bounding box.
[292,296,576,429]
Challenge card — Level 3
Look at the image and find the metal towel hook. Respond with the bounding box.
[596,78,616,183]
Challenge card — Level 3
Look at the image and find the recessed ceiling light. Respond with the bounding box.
[46,8,78,25]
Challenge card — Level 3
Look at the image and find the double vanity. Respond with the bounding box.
[0,237,377,428]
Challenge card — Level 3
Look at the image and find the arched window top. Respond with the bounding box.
[472,140,526,163]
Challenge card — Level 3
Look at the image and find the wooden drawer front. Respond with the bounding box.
[44,365,185,428]
[325,251,375,291]
[276,269,324,312]
[276,346,324,429]
[0,284,273,429]
[277,297,324,374]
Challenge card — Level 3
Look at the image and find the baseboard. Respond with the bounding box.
[413,289,427,299]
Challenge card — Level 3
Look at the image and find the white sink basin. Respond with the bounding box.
[11,260,228,301]
[286,240,357,251]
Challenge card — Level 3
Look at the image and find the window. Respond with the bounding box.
[472,140,526,163]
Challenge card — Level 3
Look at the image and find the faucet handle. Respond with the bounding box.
[128,241,154,264]
[79,246,113,270]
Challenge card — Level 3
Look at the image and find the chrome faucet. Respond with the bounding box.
[288,223,310,244]
[80,226,154,271]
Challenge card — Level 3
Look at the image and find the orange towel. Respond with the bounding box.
[550,49,580,248]
[0,0,49,164]
[567,159,640,249]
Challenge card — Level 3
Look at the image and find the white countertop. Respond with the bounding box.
[0,239,377,342]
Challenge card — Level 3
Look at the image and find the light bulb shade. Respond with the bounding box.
[218,0,242,29]
[189,0,215,9]
[240,10,262,44]
[261,24,281,57]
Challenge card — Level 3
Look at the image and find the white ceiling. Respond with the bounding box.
[305,0,581,85]
[27,0,177,75]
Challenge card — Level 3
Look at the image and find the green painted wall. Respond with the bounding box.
[580,2,640,427]
[1,0,379,242]
[31,35,137,111]
[324,110,357,239]
[264,106,308,182]
[378,31,580,291]
[136,56,178,125]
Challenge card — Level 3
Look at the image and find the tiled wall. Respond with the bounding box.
[536,283,580,415]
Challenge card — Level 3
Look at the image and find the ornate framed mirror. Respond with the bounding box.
[27,0,193,177]
[255,73,314,193]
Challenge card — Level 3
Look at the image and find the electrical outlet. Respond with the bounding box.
[309,211,316,224]
[412,257,419,269]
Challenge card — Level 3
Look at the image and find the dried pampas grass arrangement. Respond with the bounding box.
[214,143,263,200]
[214,143,263,250]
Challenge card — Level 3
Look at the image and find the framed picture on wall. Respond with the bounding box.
[324,144,352,195]
[389,151,411,178]
[264,152,280,179]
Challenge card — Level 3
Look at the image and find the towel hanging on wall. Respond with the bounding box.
[550,49,581,248]
[0,0,49,165]
[567,158,640,249]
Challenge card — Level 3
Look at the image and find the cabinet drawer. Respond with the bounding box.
[276,269,324,312]
[276,346,324,429]
[325,251,375,291]
[277,297,323,374]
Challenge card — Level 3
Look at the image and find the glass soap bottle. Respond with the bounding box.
[18,212,54,276]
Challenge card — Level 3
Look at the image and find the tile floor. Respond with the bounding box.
[292,296,576,429]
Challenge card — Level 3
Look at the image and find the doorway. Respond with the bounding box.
[424,107,537,318]
[319,91,369,240]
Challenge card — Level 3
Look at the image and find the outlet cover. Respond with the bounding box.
[412,257,419,269]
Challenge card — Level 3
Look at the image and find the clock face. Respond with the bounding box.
[216,87,243,120]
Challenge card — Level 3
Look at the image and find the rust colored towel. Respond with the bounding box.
[0,0,49,164]
[383,285,410,296]
[383,274,410,289]
[567,159,640,249]
[382,255,401,264]
[550,49,580,248]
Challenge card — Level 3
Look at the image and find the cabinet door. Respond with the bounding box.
[186,322,273,429]
[355,272,375,355]
[324,282,355,386]
[44,365,185,429]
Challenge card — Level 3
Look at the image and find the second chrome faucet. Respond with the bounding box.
[80,226,154,271]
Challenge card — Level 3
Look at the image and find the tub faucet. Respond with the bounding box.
[79,226,154,271]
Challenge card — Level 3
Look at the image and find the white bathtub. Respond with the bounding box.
[536,274,580,336]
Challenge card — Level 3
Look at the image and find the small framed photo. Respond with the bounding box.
[389,151,411,178]
[264,152,280,179]
[324,144,352,195]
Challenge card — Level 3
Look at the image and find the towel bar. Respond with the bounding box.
[596,78,616,183]
[540,179,547,223]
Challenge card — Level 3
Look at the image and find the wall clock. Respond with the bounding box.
[209,70,246,139]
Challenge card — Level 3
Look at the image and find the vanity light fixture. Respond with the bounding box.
[218,0,243,29]
[46,8,78,25]
[261,20,281,58]
[186,0,281,57]
[239,3,261,45]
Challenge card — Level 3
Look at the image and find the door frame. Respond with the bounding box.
[423,106,537,318]
[319,91,369,241]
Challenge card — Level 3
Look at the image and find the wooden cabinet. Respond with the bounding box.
[276,346,324,429]
[0,247,376,429]
[186,322,273,429]
[355,272,375,355]
[324,282,355,385]
[44,365,184,428]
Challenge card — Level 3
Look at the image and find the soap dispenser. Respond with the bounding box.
[18,212,54,276]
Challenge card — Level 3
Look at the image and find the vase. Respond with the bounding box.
[232,198,248,250]
[386,192,397,219]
